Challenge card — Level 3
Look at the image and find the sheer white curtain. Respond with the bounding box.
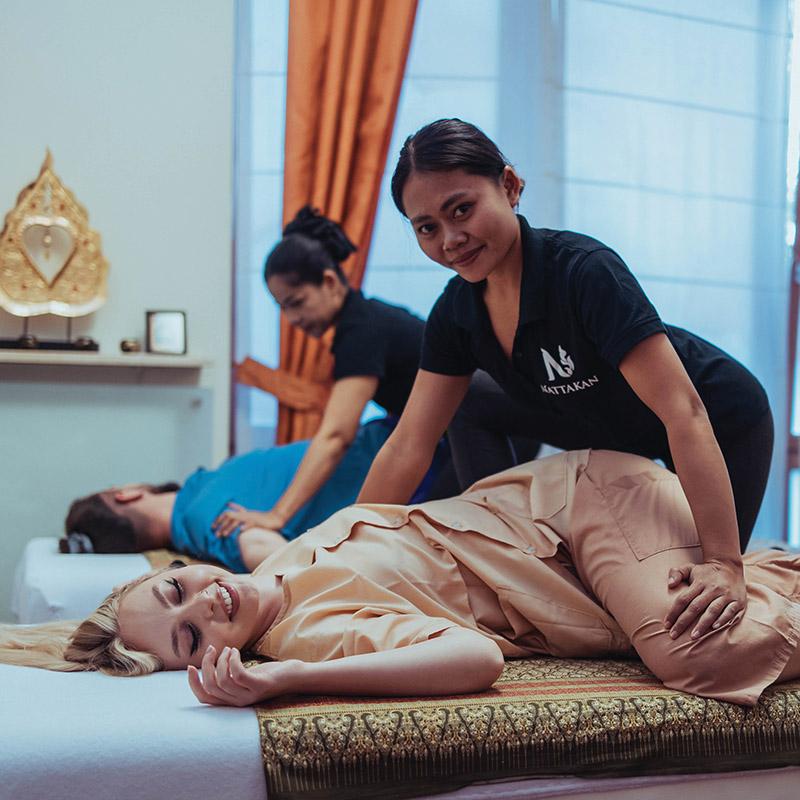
[233,0,289,452]
[234,0,793,542]
[555,0,792,542]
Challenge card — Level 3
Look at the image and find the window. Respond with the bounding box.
[233,0,792,543]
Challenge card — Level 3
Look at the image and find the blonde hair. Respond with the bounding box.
[0,570,165,676]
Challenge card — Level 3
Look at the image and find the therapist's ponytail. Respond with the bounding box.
[265,206,357,287]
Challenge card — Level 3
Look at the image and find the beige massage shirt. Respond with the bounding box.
[252,450,633,662]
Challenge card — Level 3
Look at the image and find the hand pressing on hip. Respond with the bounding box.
[664,558,746,640]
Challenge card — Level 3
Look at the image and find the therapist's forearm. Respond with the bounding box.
[666,410,742,564]
[271,433,350,525]
[357,433,435,504]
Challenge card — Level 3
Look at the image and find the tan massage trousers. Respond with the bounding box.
[254,449,800,705]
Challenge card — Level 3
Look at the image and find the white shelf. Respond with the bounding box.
[0,351,210,369]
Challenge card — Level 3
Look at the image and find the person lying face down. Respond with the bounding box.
[8,450,800,708]
[61,418,395,572]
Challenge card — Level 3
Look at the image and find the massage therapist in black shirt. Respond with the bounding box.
[213,206,442,539]
[358,118,773,645]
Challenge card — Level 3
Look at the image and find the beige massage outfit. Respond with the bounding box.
[253,449,800,705]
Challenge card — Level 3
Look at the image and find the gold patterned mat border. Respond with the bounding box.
[254,657,800,800]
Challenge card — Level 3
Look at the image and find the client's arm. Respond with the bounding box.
[213,375,377,538]
[237,528,288,571]
[188,627,504,707]
[357,370,471,504]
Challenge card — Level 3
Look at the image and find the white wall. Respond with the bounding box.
[0,1,235,620]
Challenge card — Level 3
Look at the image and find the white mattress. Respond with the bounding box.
[12,537,151,623]
[2,657,796,800]
[0,663,266,800]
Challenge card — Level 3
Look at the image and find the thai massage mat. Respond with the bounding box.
[254,656,800,800]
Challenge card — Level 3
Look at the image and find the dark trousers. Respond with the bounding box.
[447,370,774,551]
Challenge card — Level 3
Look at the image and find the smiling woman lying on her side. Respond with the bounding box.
[3,449,800,708]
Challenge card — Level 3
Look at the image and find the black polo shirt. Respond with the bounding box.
[421,215,769,458]
[331,289,424,417]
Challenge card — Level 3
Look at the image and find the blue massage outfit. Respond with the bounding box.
[170,418,393,571]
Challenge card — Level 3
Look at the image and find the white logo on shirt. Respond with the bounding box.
[541,345,575,381]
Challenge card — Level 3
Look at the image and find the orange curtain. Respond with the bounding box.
[273,0,417,444]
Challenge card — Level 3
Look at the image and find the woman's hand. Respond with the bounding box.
[619,335,748,643]
[213,504,285,538]
[664,558,746,640]
[188,645,297,706]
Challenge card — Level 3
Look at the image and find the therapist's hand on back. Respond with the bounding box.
[213,503,286,538]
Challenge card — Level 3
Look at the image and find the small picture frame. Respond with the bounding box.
[146,310,187,355]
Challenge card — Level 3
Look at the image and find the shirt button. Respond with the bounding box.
[525,545,535,554]
[451,520,464,529]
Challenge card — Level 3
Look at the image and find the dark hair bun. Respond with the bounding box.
[283,206,357,263]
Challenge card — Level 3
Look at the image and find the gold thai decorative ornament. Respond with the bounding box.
[0,151,108,317]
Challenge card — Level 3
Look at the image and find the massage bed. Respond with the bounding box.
[12,537,153,623]
[7,539,800,799]
[3,657,800,800]
[0,663,266,800]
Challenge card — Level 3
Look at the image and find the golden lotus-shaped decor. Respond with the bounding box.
[0,151,108,317]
